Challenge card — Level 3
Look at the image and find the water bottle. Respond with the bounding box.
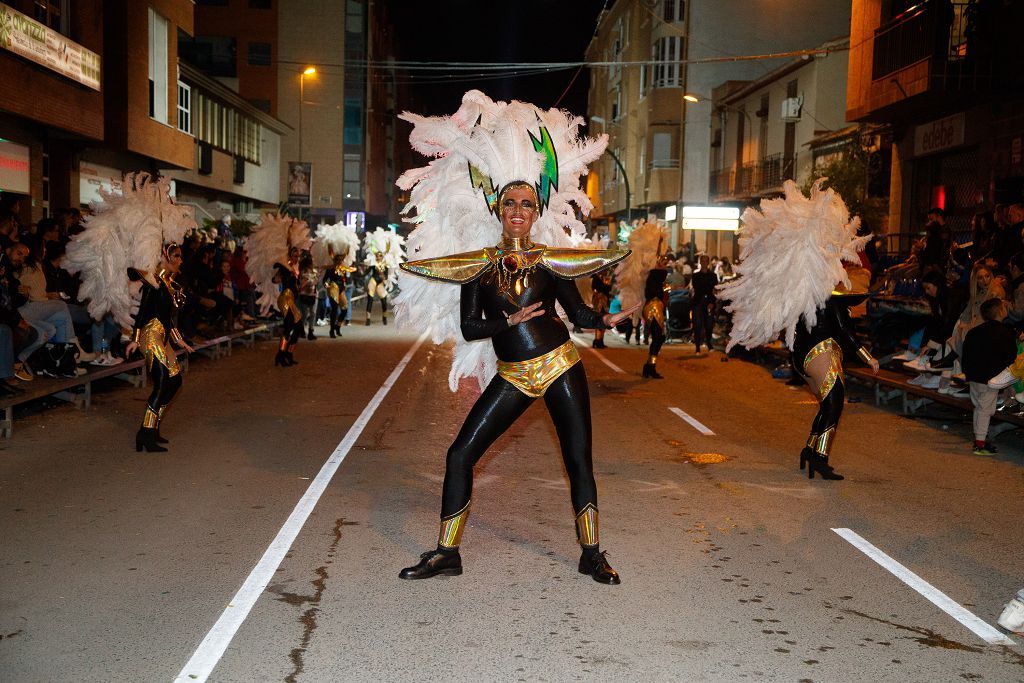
[997,589,1024,634]
[100,337,109,361]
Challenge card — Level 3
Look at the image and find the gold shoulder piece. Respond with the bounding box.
[400,249,493,284]
[539,247,631,279]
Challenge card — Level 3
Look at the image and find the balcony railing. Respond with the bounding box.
[872,0,994,90]
[709,153,798,200]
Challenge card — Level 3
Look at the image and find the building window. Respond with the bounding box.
[611,86,621,122]
[662,0,684,23]
[249,99,271,114]
[34,0,68,35]
[247,42,271,66]
[652,36,681,88]
[177,82,192,134]
[193,91,262,164]
[249,0,272,7]
[149,9,170,124]
[639,62,648,98]
[179,35,237,78]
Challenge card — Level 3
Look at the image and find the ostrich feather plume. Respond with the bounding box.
[717,179,868,351]
[614,222,667,313]
[245,212,311,315]
[312,221,359,267]
[392,90,608,392]
[362,227,406,291]
[64,173,194,327]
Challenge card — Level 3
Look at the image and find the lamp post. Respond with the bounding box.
[589,115,631,244]
[299,66,316,164]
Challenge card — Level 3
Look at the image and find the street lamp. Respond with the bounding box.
[589,115,631,237]
[682,93,753,129]
[299,66,316,164]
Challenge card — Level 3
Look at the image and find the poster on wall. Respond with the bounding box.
[287,161,312,206]
[0,2,101,91]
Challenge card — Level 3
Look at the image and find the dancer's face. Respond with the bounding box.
[500,186,538,239]
[163,247,183,274]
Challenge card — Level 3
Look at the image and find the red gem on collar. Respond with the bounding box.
[502,254,519,272]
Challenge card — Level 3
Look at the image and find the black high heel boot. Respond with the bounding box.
[135,428,167,453]
[284,351,298,366]
[329,325,337,338]
[799,446,813,471]
[155,429,169,444]
[806,453,844,480]
[275,350,288,366]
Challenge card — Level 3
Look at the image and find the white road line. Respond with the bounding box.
[174,332,428,683]
[832,528,1015,646]
[668,406,715,436]
[570,333,625,374]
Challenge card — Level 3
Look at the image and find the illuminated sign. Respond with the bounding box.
[0,2,101,91]
[0,139,29,194]
[665,204,677,222]
[682,205,740,231]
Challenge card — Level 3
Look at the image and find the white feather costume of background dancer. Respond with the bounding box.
[245,212,311,315]
[392,90,608,392]
[312,221,359,268]
[614,221,668,314]
[64,173,194,328]
[362,227,406,291]
[718,179,869,351]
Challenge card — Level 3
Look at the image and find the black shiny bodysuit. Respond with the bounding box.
[442,266,608,518]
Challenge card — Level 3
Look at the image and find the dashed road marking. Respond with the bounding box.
[669,406,715,436]
[570,333,626,374]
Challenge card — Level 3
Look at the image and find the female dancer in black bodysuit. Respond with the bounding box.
[273,246,302,366]
[125,244,193,452]
[642,256,670,379]
[397,183,637,584]
[791,290,878,479]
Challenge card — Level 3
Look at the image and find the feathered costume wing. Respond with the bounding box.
[312,221,359,267]
[245,212,311,315]
[614,221,667,313]
[392,90,608,392]
[64,173,194,327]
[718,179,869,351]
[362,227,406,290]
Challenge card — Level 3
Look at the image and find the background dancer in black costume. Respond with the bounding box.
[642,253,670,378]
[273,247,302,366]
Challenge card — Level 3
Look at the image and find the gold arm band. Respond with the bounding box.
[808,426,836,457]
[856,347,874,364]
[437,501,471,549]
[575,503,599,548]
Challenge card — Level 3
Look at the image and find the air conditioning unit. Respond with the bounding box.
[781,96,803,121]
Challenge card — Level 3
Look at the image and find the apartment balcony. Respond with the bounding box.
[644,158,680,205]
[709,154,798,201]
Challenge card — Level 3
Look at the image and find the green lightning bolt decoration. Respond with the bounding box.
[529,127,558,214]
[468,162,499,216]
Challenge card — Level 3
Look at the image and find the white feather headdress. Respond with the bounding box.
[64,173,194,327]
[718,179,868,351]
[362,228,406,290]
[312,221,359,268]
[392,90,608,392]
[245,212,311,315]
[615,221,668,313]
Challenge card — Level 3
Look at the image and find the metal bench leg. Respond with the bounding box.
[0,406,12,438]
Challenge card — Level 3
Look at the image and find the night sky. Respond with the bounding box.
[386,0,607,118]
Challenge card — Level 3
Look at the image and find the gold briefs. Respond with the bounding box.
[278,289,300,321]
[803,338,843,401]
[139,319,181,377]
[497,340,580,398]
[643,298,666,328]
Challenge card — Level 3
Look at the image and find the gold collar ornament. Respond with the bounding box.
[158,269,186,308]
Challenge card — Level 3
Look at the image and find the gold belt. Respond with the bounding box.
[803,338,842,401]
[139,319,180,377]
[497,340,580,398]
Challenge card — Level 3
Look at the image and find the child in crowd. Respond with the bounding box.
[961,298,1017,455]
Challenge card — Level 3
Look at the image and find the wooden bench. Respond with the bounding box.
[0,324,269,439]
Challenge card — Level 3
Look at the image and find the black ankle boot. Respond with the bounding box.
[284,351,298,366]
[155,429,169,444]
[806,452,844,480]
[642,363,663,379]
[307,329,316,341]
[398,549,462,580]
[578,549,621,585]
[135,428,167,453]
[799,446,814,471]
[275,350,288,366]
[329,326,337,338]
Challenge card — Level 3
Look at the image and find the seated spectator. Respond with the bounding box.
[230,245,256,321]
[0,214,17,250]
[213,257,240,333]
[0,323,27,396]
[0,251,40,381]
[5,242,95,370]
[931,263,1006,372]
[962,298,1017,455]
[1006,252,1024,329]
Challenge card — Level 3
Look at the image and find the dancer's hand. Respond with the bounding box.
[868,357,879,373]
[603,302,641,328]
[505,301,545,326]
[125,341,138,357]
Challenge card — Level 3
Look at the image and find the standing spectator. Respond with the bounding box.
[691,254,718,353]
[994,203,1024,268]
[918,208,951,277]
[962,298,1017,455]
[971,210,997,263]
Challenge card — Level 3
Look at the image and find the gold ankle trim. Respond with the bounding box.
[438,501,470,549]
[142,407,159,429]
[575,503,599,547]
[808,426,836,457]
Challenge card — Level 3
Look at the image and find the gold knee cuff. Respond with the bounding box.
[575,503,599,547]
[142,407,159,429]
[807,426,836,457]
[438,501,470,549]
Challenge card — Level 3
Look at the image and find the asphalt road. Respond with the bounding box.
[1,320,1022,682]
